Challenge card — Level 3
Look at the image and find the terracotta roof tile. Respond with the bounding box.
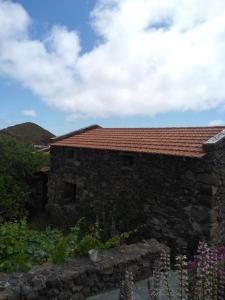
[51,126,225,158]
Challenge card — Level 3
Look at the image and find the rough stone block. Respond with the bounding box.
[197,174,219,185]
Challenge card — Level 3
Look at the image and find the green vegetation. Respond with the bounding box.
[0,127,133,274]
[0,137,49,222]
[0,219,61,272]
[0,219,131,272]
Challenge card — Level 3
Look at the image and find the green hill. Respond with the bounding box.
[0,122,55,145]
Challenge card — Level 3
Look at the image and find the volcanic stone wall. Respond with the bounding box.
[206,138,225,244]
[0,240,167,300]
[47,144,225,252]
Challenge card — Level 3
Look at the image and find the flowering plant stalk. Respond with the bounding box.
[119,270,134,300]
[160,251,174,300]
[176,255,188,300]
[148,260,161,300]
[119,242,225,300]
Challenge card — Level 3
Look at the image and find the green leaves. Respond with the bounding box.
[0,218,132,272]
[0,137,49,222]
[0,219,62,272]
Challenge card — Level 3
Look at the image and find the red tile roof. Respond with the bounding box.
[51,126,225,158]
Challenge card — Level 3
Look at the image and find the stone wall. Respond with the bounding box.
[0,239,167,300]
[47,144,225,252]
[207,138,225,244]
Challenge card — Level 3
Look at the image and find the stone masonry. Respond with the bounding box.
[46,131,225,254]
[0,239,167,300]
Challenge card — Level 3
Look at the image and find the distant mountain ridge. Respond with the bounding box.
[0,122,55,145]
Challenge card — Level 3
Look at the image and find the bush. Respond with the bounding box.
[0,137,49,222]
[0,219,131,272]
[0,219,62,272]
[73,224,133,256]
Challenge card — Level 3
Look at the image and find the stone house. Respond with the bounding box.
[47,125,225,252]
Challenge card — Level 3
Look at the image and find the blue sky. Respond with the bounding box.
[1,0,98,134]
[1,0,225,135]
[1,0,97,134]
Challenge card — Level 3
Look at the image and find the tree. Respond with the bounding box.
[0,137,49,222]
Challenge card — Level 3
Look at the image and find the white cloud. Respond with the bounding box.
[22,109,37,117]
[208,119,225,126]
[0,118,13,129]
[5,119,13,125]
[1,0,225,119]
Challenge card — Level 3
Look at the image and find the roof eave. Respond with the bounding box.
[50,143,205,158]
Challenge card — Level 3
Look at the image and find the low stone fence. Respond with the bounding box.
[0,239,168,300]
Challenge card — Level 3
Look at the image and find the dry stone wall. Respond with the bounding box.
[47,145,225,253]
[0,240,167,300]
[207,138,225,244]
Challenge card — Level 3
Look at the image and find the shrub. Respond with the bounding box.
[0,219,62,272]
[0,219,131,272]
[0,175,29,221]
[50,220,83,264]
[0,137,49,222]
[73,225,133,256]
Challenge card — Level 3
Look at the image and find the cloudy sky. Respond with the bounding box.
[1,0,225,135]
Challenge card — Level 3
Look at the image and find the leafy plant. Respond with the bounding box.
[74,225,134,256]
[0,137,49,222]
[0,219,62,272]
[50,219,84,264]
[0,218,130,272]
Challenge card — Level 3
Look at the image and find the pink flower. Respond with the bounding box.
[187,259,197,272]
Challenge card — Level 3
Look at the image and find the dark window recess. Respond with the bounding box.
[122,155,134,167]
[64,182,77,201]
[66,149,74,159]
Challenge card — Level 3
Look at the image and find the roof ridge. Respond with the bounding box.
[101,126,225,129]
